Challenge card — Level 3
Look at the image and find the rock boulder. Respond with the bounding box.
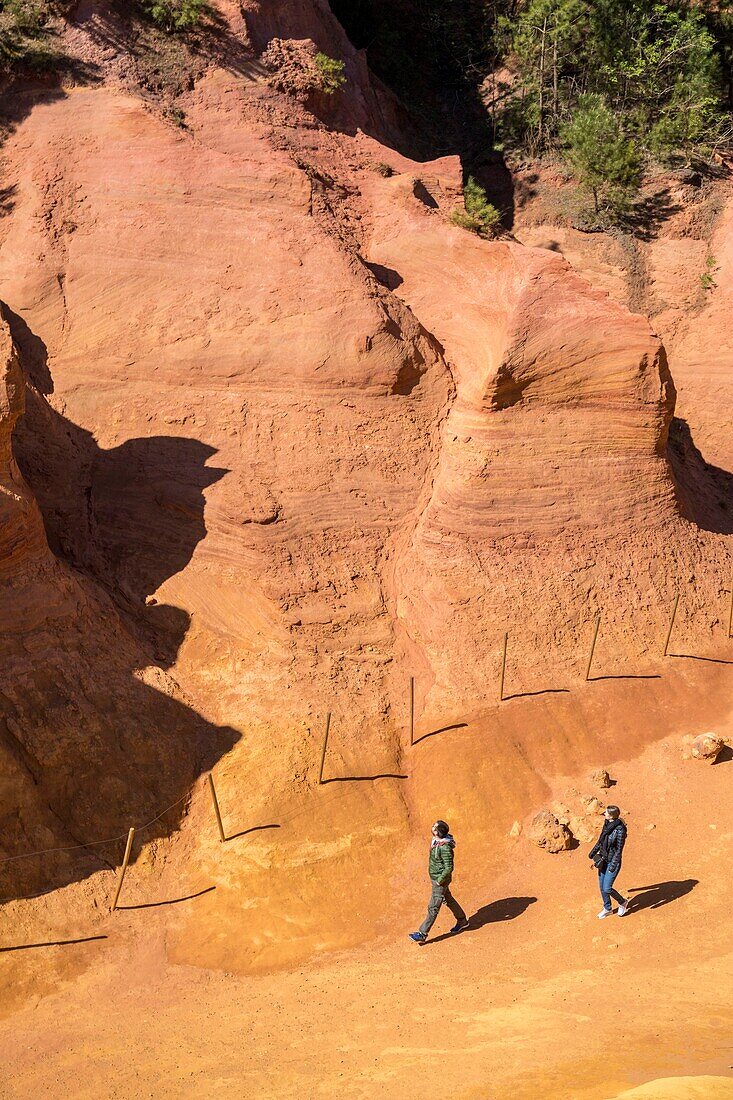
[528,810,574,853]
[688,733,724,763]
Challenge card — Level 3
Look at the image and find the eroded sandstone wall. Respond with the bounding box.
[0,0,729,963]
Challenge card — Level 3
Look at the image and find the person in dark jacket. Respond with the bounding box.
[589,805,628,918]
[409,820,469,944]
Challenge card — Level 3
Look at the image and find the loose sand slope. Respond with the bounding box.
[1,730,732,1099]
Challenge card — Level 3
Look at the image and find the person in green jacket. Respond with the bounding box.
[409,820,468,944]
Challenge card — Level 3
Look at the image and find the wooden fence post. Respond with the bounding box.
[409,677,414,746]
[318,712,331,784]
[208,774,226,843]
[111,827,135,911]
[500,632,508,702]
[586,613,601,681]
[663,593,680,657]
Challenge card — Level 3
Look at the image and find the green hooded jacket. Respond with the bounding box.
[428,835,455,886]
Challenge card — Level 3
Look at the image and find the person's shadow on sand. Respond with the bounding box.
[426,896,537,945]
[627,879,698,913]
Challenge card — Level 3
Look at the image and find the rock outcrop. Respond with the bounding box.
[683,733,725,763]
[528,810,574,853]
[0,0,729,966]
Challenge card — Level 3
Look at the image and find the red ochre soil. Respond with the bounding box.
[0,2,731,1097]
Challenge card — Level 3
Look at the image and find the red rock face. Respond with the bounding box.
[0,0,729,963]
[0,317,48,587]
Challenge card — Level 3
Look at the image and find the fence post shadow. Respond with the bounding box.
[208,772,281,842]
[317,712,408,783]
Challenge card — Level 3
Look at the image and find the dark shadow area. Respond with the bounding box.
[0,935,108,953]
[473,154,516,230]
[300,1,517,224]
[588,674,661,681]
[503,688,570,701]
[620,188,684,242]
[412,723,468,746]
[667,418,733,535]
[426,896,537,945]
[226,824,281,841]
[468,895,538,929]
[668,654,733,666]
[117,885,216,910]
[364,261,404,291]
[4,305,230,665]
[0,311,240,905]
[0,61,101,156]
[412,179,439,209]
[1,303,53,393]
[713,744,733,764]
[0,184,17,217]
[627,879,698,913]
[321,774,409,784]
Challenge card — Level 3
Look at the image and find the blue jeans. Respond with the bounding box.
[598,867,625,911]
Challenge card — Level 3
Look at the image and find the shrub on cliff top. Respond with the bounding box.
[142,0,207,34]
[450,176,502,237]
[314,51,346,94]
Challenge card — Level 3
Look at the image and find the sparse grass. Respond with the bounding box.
[376,162,394,178]
[700,253,717,291]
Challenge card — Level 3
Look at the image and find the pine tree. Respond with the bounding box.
[144,0,206,34]
[562,94,641,214]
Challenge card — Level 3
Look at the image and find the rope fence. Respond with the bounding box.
[0,583,731,923]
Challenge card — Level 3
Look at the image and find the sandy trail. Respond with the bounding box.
[1,730,731,1100]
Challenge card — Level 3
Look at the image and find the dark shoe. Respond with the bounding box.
[408,932,426,944]
[450,919,469,934]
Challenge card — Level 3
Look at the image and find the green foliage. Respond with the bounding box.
[451,176,502,236]
[562,94,642,215]
[498,0,726,163]
[699,253,717,290]
[0,0,52,70]
[314,51,346,94]
[142,0,206,34]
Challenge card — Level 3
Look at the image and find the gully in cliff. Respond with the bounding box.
[589,806,629,918]
[409,820,469,944]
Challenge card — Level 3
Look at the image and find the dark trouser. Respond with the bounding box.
[418,880,466,938]
[598,867,625,911]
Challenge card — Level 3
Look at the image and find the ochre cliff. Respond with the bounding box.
[0,0,730,971]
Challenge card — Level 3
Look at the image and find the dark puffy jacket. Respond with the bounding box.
[590,819,627,875]
[428,835,455,885]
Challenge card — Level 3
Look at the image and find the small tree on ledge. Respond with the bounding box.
[314,51,346,94]
[143,0,207,34]
[562,95,641,217]
[450,176,502,237]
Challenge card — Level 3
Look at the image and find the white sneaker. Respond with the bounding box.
[617,902,628,916]
[597,908,613,919]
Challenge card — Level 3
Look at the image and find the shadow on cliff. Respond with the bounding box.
[321,0,515,226]
[667,417,733,535]
[0,57,101,161]
[78,1,265,82]
[0,310,240,904]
